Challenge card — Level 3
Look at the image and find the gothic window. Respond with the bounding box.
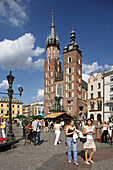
[98,91,101,98]
[57,83,62,96]
[53,47,55,56]
[69,75,71,81]
[48,59,50,64]
[48,65,50,71]
[69,84,71,90]
[68,56,72,63]
[69,68,71,74]
[69,92,71,98]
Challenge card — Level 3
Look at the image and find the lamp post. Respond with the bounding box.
[0,71,23,141]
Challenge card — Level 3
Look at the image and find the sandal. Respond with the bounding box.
[75,163,79,166]
[85,161,91,165]
[68,161,72,164]
[88,160,94,164]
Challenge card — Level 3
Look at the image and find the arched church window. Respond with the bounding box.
[69,68,71,74]
[69,75,71,81]
[57,83,62,96]
[68,56,72,63]
[69,84,71,90]
[69,92,71,98]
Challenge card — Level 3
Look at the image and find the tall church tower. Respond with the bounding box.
[44,11,61,115]
[63,29,82,116]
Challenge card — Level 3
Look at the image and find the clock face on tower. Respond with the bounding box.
[69,45,73,50]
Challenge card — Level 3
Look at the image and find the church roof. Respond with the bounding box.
[82,79,88,91]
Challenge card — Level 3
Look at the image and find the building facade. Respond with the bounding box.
[0,97,23,117]
[88,69,104,121]
[44,13,88,117]
[104,66,113,121]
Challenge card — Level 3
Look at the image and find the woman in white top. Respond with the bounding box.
[1,119,7,138]
[54,119,62,145]
[100,121,108,143]
[83,119,96,165]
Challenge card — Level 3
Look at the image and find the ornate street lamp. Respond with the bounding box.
[0,71,23,141]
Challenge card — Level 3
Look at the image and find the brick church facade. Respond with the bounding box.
[44,13,88,117]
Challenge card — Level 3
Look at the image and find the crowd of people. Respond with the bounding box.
[0,117,113,166]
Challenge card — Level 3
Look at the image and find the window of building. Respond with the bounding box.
[69,92,71,98]
[7,104,9,107]
[57,83,62,96]
[68,107,72,112]
[48,72,50,78]
[98,91,101,98]
[97,101,102,110]
[48,80,51,84]
[110,94,113,101]
[48,59,50,64]
[72,92,74,97]
[91,85,93,91]
[12,104,14,108]
[98,83,101,89]
[90,102,94,110]
[69,75,71,81]
[13,110,14,114]
[1,104,3,107]
[91,93,93,99]
[110,107,113,111]
[18,111,19,115]
[18,105,19,108]
[53,47,55,56]
[110,76,113,82]
[48,65,50,71]
[48,87,51,93]
[1,110,3,114]
[110,85,113,92]
[69,84,71,90]
[69,68,71,74]
[68,56,72,63]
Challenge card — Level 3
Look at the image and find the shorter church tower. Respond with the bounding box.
[44,11,62,114]
[63,29,82,116]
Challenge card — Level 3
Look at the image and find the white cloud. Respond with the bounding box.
[82,62,111,82]
[0,0,30,26]
[0,80,8,89]
[82,62,103,74]
[0,33,45,70]
[33,89,44,102]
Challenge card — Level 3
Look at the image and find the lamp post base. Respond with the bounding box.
[7,131,15,141]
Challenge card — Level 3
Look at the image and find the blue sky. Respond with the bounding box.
[0,0,113,104]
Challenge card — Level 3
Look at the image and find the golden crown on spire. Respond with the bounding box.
[51,10,55,28]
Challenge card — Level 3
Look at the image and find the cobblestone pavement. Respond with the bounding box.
[0,125,113,170]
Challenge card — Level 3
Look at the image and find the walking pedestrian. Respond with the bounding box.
[83,119,96,165]
[44,119,49,132]
[65,120,78,166]
[1,119,7,138]
[100,121,108,143]
[54,119,62,145]
[26,120,33,144]
[32,117,40,146]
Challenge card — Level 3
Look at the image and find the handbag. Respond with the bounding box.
[80,137,87,143]
[0,125,6,129]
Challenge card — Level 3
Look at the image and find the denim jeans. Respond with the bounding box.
[66,138,77,164]
[34,132,40,146]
